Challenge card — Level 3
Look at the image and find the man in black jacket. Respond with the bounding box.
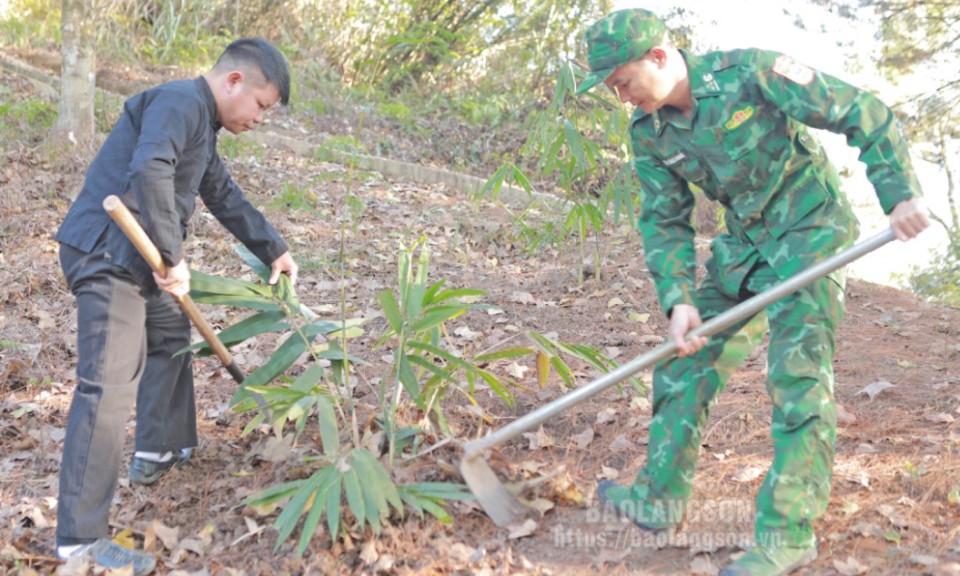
[55,37,297,574]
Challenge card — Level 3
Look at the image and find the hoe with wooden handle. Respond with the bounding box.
[103,194,250,387]
[459,228,896,527]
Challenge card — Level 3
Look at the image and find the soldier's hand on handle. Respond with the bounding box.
[889,198,930,241]
[154,259,191,298]
[669,303,708,358]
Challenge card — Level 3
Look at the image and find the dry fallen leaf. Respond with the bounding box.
[909,554,938,567]
[571,426,595,449]
[509,291,536,305]
[926,412,955,424]
[360,538,379,565]
[507,518,538,539]
[836,403,857,424]
[690,554,720,575]
[596,407,617,424]
[599,466,620,480]
[454,325,480,340]
[522,497,555,516]
[876,504,910,528]
[608,434,635,453]
[149,519,180,551]
[112,529,137,551]
[858,380,895,400]
[592,547,631,569]
[730,466,764,483]
[931,563,960,576]
[256,434,295,462]
[522,426,555,450]
[850,521,883,538]
[628,311,651,323]
[506,362,528,379]
[833,556,869,575]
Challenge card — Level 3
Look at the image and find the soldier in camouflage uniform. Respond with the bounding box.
[575,8,930,576]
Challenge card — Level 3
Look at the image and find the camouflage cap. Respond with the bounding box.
[576,9,668,95]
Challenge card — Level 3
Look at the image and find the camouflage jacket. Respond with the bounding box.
[631,48,922,315]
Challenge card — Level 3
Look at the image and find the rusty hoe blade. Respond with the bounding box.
[460,229,896,526]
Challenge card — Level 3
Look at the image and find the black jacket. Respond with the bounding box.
[56,76,288,289]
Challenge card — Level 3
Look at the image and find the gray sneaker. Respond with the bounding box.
[64,538,156,576]
[129,447,193,486]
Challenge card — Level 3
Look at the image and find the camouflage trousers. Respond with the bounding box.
[636,259,845,548]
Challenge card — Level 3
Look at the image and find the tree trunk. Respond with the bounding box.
[58,0,97,142]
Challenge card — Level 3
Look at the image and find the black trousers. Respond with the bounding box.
[56,244,197,546]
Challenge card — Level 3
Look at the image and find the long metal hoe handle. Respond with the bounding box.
[462,228,895,461]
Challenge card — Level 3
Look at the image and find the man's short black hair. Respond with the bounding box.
[215,37,291,106]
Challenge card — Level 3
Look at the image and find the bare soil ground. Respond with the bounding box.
[1,61,960,576]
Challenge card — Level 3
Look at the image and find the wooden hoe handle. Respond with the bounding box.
[102,194,246,384]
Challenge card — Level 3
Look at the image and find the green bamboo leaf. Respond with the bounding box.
[411,305,466,333]
[291,365,325,393]
[189,269,266,296]
[240,411,267,436]
[304,320,352,337]
[552,60,575,108]
[315,347,367,365]
[397,353,423,407]
[583,202,604,232]
[352,450,393,529]
[183,310,290,357]
[378,289,404,334]
[550,355,576,388]
[405,482,473,499]
[511,164,533,195]
[429,287,485,304]
[526,331,559,356]
[405,341,472,371]
[326,474,342,542]
[239,330,311,389]
[422,279,446,306]
[475,368,515,406]
[473,347,533,362]
[399,489,424,518]
[397,246,411,305]
[480,163,510,201]
[315,395,340,456]
[245,478,304,507]
[234,244,271,280]
[188,292,283,312]
[407,355,459,386]
[297,467,338,557]
[563,119,587,171]
[417,498,452,522]
[542,127,566,173]
[404,247,428,326]
[270,273,302,316]
[274,473,322,545]
[343,464,366,529]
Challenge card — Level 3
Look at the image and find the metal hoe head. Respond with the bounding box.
[459,447,528,527]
